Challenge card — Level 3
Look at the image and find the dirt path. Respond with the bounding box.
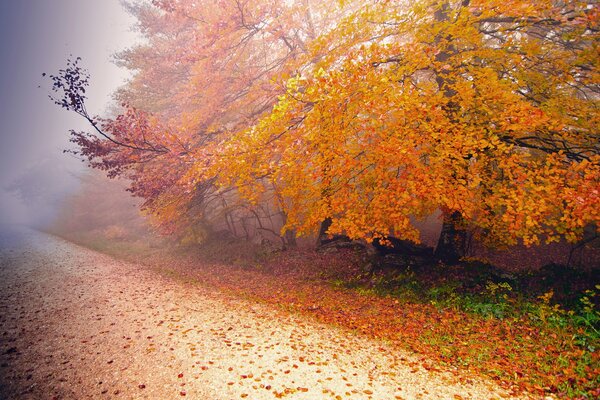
[0,227,522,399]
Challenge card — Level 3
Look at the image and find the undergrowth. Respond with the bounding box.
[334,260,599,398]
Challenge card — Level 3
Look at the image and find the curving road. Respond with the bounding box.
[0,227,521,399]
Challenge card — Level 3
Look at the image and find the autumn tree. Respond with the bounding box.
[207,0,599,261]
[53,0,598,263]
[52,0,356,244]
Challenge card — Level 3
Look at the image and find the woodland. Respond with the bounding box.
[47,0,599,398]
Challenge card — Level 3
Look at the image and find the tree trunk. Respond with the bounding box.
[434,211,467,264]
[316,218,333,247]
[431,2,470,265]
[316,218,350,248]
[284,229,297,249]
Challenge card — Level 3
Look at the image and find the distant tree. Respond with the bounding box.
[5,157,80,226]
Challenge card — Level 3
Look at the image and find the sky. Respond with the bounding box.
[0,0,140,225]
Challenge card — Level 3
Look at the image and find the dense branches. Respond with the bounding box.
[213,0,599,246]
[52,0,599,251]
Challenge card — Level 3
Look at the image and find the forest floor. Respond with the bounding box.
[43,229,600,399]
[0,227,524,400]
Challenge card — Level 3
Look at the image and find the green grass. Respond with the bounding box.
[330,263,599,398]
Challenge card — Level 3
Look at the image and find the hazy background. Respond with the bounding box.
[0,0,139,226]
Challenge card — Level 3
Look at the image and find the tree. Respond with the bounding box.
[210,0,599,261]
[53,0,598,263]
[51,0,357,244]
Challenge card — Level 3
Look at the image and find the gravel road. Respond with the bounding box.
[0,227,521,399]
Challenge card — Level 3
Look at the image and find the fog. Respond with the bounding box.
[0,0,139,227]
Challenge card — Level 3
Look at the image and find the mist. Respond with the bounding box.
[0,3,597,399]
[0,0,139,228]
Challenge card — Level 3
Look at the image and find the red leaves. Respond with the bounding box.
[137,242,598,398]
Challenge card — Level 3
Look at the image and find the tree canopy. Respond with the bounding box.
[53,0,599,254]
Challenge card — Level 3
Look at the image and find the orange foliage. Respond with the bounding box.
[109,0,355,235]
[62,0,598,246]
[208,0,599,245]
